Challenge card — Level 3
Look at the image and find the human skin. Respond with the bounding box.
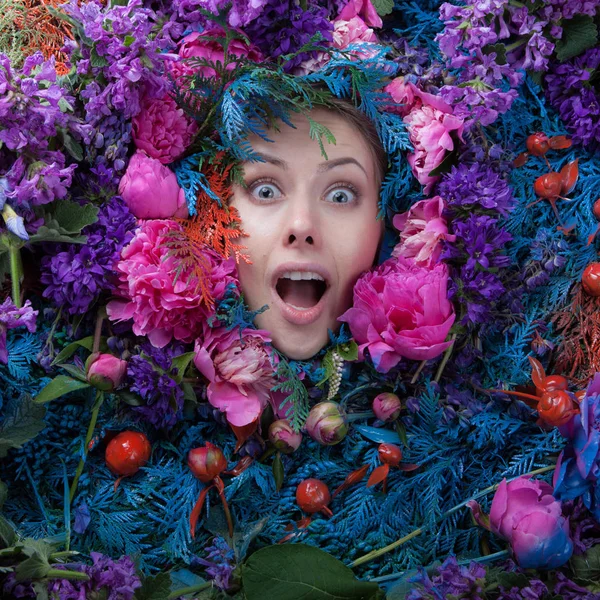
[230,109,383,360]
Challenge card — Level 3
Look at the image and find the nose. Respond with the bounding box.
[282,193,319,249]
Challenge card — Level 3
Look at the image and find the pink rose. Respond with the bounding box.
[469,477,573,569]
[404,105,464,193]
[385,77,452,117]
[338,0,382,28]
[119,151,188,219]
[339,257,455,373]
[107,220,238,348]
[392,196,455,267]
[86,353,127,391]
[194,324,275,427]
[132,94,197,164]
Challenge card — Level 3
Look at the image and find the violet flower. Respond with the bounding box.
[194,536,235,591]
[0,298,38,364]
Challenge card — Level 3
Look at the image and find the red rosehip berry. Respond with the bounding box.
[538,390,575,427]
[593,198,600,221]
[533,172,563,201]
[378,443,402,467]
[582,263,600,297]
[296,478,331,515]
[105,431,151,477]
[187,442,227,483]
[541,375,568,392]
[526,133,550,157]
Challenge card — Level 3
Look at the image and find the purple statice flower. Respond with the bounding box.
[553,572,600,600]
[73,502,92,534]
[545,47,600,152]
[0,298,38,364]
[406,556,486,600]
[193,536,235,591]
[245,0,334,70]
[438,162,516,217]
[127,341,186,429]
[40,196,136,315]
[564,498,600,555]
[47,552,141,600]
[1,573,35,598]
[496,577,548,600]
[553,374,600,521]
[441,384,486,428]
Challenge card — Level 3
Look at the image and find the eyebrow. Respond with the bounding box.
[252,152,367,176]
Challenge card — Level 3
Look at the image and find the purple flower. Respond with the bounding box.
[0,298,38,364]
[553,373,600,520]
[73,502,91,534]
[127,342,186,429]
[194,537,235,591]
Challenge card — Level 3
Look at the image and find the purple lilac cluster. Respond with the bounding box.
[244,0,334,70]
[0,53,89,215]
[438,162,515,329]
[545,47,600,152]
[193,536,235,591]
[127,341,186,429]
[61,0,173,170]
[436,1,600,128]
[40,196,137,315]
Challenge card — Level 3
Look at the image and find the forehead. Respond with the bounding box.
[245,109,376,172]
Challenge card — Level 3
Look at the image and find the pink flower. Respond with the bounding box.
[86,353,127,391]
[392,196,455,267]
[469,477,573,569]
[404,105,464,193]
[385,77,451,117]
[339,257,455,373]
[107,220,238,348]
[194,324,275,427]
[338,0,382,28]
[119,151,188,219]
[132,94,197,164]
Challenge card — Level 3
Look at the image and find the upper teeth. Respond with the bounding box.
[281,271,325,281]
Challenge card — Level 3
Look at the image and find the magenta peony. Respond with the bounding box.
[339,257,455,373]
[403,105,464,193]
[392,196,455,267]
[194,324,275,427]
[385,77,452,117]
[372,393,402,422]
[338,0,382,28]
[118,151,188,219]
[470,476,573,569]
[269,419,302,454]
[132,94,197,164]
[86,353,127,391]
[107,220,238,348]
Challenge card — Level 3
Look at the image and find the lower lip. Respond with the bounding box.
[271,286,329,326]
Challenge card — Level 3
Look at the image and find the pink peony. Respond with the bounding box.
[194,324,276,427]
[119,151,188,219]
[107,220,238,348]
[392,196,455,267]
[385,77,451,117]
[338,0,382,28]
[339,257,455,373]
[404,105,464,193]
[132,94,198,164]
[86,353,127,391]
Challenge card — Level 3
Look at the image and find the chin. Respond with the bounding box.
[269,327,330,360]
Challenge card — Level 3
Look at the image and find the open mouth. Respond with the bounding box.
[275,271,328,310]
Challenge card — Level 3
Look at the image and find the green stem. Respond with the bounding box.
[50,551,80,560]
[350,464,555,568]
[299,0,307,10]
[434,334,456,383]
[346,411,374,423]
[167,581,212,599]
[69,391,104,503]
[9,243,22,308]
[410,360,427,384]
[46,568,90,581]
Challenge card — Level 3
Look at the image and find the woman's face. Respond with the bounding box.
[230,109,383,360]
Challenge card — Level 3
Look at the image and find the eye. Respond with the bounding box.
[324,185,357,204]
[249,180,282,202]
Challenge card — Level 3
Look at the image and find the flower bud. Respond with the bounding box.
[86,353,127,391]
[305,402,348,446]
[372,393,402,422]
[269,419,302,454]
[188,442,227,483]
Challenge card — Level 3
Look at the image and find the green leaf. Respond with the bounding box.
[59,130,84,162]
[51,336,95,366]
[119,391,145,407]
[15,539,52,581]
[272,452,284,492]
[0,395,46,458]
[0,480,7,509]
[242,544,385,600]
[371,0,394,16]
[28,200,99,245]
[316,350,336,388]
[135,572,172,600]
[123,35,135,47]
[337,341,358,362]
[482,43,507,65]
[555,15,598,62]
[60,364,88,382]
[570,544,600,583]
[170,352,197,384]
[0,515,16,549]
[34,375,90,404]
[428,149,458,177]
[496,572,530,590]
[90,45,108,68]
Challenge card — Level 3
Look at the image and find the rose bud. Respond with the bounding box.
[86,353,127,391]
[187,442,228,483]
[305,402,348,446]
[372,393,402,422]
[119,150,188,219]
[105,431,152,477]
[269,419,302,454]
